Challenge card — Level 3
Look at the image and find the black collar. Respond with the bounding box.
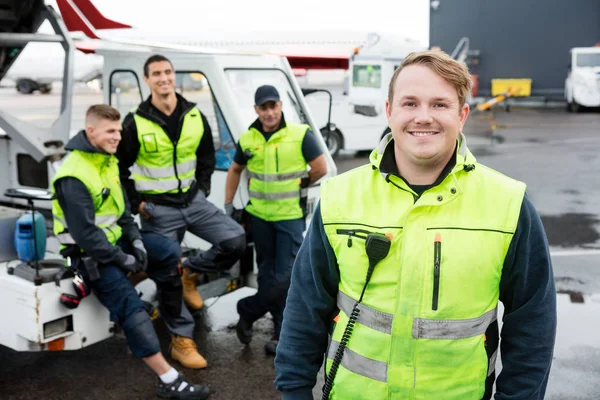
[379,140,457,190]
[249,112,287,134]
[136,93,195,126]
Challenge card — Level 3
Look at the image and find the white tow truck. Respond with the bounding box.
[565,46,600,112]
[303,34,425,157]
[0,1,335,353]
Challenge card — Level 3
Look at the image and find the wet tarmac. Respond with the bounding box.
[1,90,600,399]
[0,288,282,400]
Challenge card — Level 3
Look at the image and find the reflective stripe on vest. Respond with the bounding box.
[248,188,308,200]
[131,159,196,180]
[248,170,308,182]
[327,340,388,382]
[333,292,498,383]
[134,177,195,193]
[337,291,393,334]
[412,307,497,340]
[55,217,119,245]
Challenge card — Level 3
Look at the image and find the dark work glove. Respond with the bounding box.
[122,254,144,274]
[132,239,148,271]
[224,203,235,217]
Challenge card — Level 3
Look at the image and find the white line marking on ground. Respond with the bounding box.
[551,249,600,257]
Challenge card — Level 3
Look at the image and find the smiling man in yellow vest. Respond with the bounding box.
[225,85,328,355]
[53,105,209,399]
[116,55,246,369]
[275,51,557,399]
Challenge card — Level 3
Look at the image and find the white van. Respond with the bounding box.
[565,47,600,112]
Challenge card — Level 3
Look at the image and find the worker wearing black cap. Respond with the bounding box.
[224,84,328,355]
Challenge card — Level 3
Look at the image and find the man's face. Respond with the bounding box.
[144,60,175,97]
[386,64,469,169]
[254,101,282,132]
[86,118,122,154]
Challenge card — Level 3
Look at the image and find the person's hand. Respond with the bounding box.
[122,254,144,274]
[138,201,151,220]
[224,203,234,217]
[132,239,148,271]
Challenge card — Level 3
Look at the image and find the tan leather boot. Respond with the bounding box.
[181,267,203,310]
[170,335,208,369]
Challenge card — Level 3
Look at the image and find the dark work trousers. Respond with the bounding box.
[141,191,246,272]
[81,234,194,353]
[237,215,305,338]
[78,239,163,358]
[141,232,194,338]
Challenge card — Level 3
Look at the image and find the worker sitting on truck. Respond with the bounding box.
[52,104,209,399]
[116,54,246,366]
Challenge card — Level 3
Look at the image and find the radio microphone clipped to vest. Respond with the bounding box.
[322,232,391,400]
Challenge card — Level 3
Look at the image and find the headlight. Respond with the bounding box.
[43,316,72,339]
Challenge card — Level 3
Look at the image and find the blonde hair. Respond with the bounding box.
[388,50,473,108]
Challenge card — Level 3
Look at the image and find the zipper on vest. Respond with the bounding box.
[172,140,181,191]
[337,228,371,247]
[275,145,279,172]
[432,234,442,311]
[172,107,192,193]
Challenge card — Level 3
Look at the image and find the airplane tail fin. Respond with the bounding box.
[71,0,131,29]
[56,0,130,39]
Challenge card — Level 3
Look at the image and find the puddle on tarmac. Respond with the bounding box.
[540,213,600,247]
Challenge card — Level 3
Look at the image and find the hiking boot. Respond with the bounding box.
[181,267,204,310]
[235,316,253,345]
[157,373,210,399]
[170,336,207,369]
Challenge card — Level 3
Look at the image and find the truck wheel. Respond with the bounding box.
[321,127,343,158]
[39,84,52,94]
[569,100,582,113]
[16,79,36,94]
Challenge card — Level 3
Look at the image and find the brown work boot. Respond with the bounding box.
[170,335,208,369]
[181,267,203,310]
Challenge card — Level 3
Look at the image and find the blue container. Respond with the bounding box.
[14,212,46,262]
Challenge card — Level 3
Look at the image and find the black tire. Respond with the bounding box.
[39,84,52,94]
[16,79,35,94]
[320,127,343,158]
[569,99,582,113]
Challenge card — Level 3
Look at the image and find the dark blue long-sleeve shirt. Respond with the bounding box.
[275,195,556,399]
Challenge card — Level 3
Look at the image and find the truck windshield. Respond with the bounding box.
[224,69,308,129]
[352,64,382,88]
[576,53,600,67]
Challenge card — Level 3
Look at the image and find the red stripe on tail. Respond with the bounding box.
[72,0,131,29]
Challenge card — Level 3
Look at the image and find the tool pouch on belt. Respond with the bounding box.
[300,176,310,217]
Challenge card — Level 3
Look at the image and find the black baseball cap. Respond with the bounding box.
[255,85,280,106]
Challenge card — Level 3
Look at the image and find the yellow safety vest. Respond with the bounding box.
[320,134,526,399]
[52,150,125,246]
[131,106,204,194]
[239,123,309,222]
